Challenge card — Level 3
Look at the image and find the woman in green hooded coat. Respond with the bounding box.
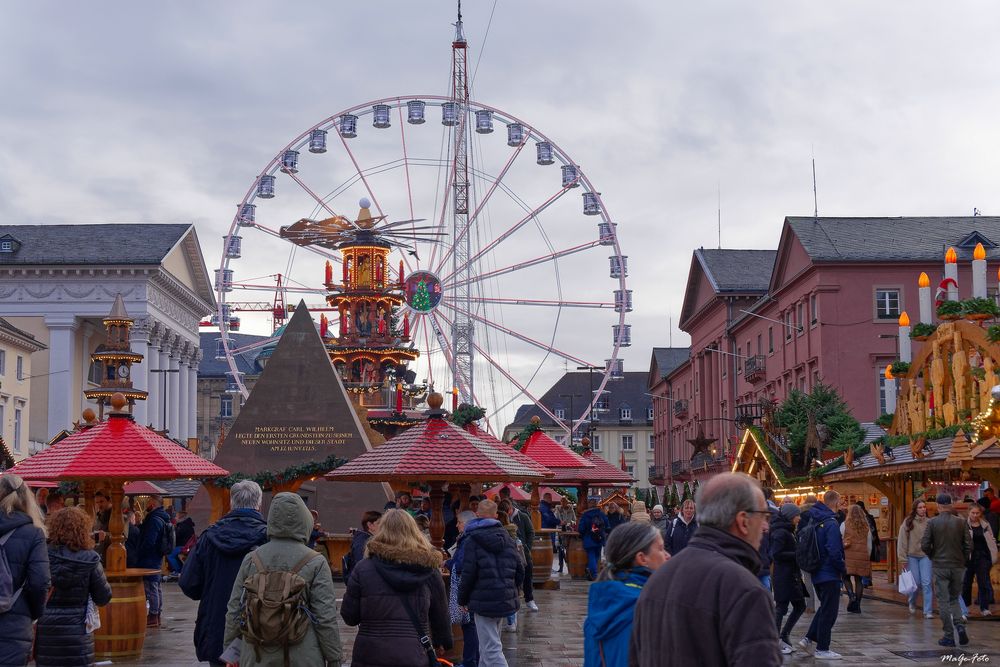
[224,493,343,667]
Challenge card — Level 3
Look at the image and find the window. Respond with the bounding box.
[595,396,609,412]
[756,334,762,356]
[877,369,889,415]
[646,406,654,420]
[810,294,819,325]
[0,350,5,376]
[554,408,565,420]
[87,361,102,385]
[768,327,774,354]
[0,241,12,252]
[648,433,654,450]
[14,409,21,452]
[875,289,901,319]
[620,406,632,421]
[796,304,804,335]
[626,464,635,476]
[590,433,601,451]
[784,312,793,340]
[622,434,634,451]
[15,356,23,381]
[0,404,5,450]
[736,346,742,374]
[220,395,234,418]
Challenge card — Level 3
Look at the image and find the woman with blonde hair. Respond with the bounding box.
[35,507,113,667]
[341,509,452,666]
[840,504,872,613]
[0,473,51,666]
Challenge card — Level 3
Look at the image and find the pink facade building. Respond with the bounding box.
[649,216,1000,487]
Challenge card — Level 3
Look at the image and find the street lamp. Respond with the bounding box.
[576,364,603,439]
[558,393,582,442]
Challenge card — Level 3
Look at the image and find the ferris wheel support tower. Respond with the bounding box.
[450,5,475,404]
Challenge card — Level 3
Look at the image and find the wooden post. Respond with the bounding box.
[206,483,231,524]
[106,480,127,574]
[428,481,445,548]
[530,484,542,531]
[81,480,97,522]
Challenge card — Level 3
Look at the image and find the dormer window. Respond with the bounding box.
[0,235,21,254]
[554,407,566,420]
[0,241,12,252]
[620,406,632,421]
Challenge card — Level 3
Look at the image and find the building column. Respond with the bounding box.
[176,342,190,443]
[45,315,78,439]
[147,325,163,430]
[187,351,200,444]
[158,332,172,433]
[131,319,151,426]
[168,342,181,440]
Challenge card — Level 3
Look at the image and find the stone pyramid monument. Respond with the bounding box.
[192,301,390,531]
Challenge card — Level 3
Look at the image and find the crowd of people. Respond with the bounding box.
[2,468,998,667]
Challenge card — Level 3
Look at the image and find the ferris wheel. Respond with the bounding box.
[214,17,630,437]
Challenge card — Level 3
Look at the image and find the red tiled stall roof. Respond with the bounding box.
[484,482,531,501]
[540,450,635,486]
[10,414,228,480]
[518,430,593,469]
[326,414,552,483]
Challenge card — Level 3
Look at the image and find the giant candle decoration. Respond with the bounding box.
[918,272,932,324]
[395,382,403,413]
[945,247,959,301]
[325,260,333,285]
[973,242,988,298]
[884,365,896,416]
[898,312,912,362]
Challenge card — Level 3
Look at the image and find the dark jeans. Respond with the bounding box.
[963,556,995,611]
[775,599,806,641]
[585,546,602,579]
[523,549,534,602]
[143,574,162,615]
[461,620,479,667]
[805,581,841,651]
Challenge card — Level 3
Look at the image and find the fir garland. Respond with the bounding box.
[211,454,348,489]
[451,404,487,428]
[512,420,543,451]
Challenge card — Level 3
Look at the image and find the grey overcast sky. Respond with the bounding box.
[2,1,999,424]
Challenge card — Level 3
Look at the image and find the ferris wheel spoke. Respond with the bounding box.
[283,169,342,221]
[229,337,281,355]
[439,300,598,369]
[433,140,530,276]
[435,308,564,434]
[248,222,341,262]
[430,310,480,406]
[454,296,615,309]
[440,185,575,284]
[397,105,418,273]
[334,128,385,219]
[445,239,601,290]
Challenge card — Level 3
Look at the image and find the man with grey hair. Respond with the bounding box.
[631,473,781,666]
[180,480,268,665]
[922,492,972,647]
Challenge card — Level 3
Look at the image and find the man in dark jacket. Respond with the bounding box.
[630,473,780,667]
[137,494,171,627]
[458,499,524,667]
[799,489,846,659]
[922,493,973,647]
[797,493,819,611]
[166,511,195,577]
[180,481,268,665]
[577,498,609,580]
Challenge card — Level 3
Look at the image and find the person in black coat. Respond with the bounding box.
[179,480,268,666]
[458,499,524,666]
[0,474,51,667]
[769,503,805,655]
[341,509,452,667]
[665,499,698,555]
[136,495,170,627]
[35,507,113,667]
[347,510,382,576]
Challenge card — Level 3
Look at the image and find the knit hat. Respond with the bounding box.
[936,493,952,506]
[652,504,664,512]
[779,504,800,521]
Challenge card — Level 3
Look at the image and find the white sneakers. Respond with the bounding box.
[924,613,935,619]
[526,600,539,612]
[779,640,793,655]
[815,650,842,660]
[797,638,814,655]
[504,615,517,632]
[983,609,993,617]
[908,602,916,614]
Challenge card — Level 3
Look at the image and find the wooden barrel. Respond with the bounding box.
[564,532,588,579]
[532,530,555,584]
[449,622,466,662]
[94,570,154,659]
[319,533,352,579]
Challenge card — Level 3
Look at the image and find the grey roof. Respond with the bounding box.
[506,371,654,431]
[159,479,203,498]
[198,332,268,378]
[0,224,192,265]
[650,347,690,383]
[786,216,1000,262]
[697,249,777,292]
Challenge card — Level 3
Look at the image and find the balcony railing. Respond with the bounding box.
[744,354,766,382]
[673,399,689,418]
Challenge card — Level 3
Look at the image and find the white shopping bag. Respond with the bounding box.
[897,568,917,597]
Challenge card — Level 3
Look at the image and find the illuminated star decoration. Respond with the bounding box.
[687,430,717,460]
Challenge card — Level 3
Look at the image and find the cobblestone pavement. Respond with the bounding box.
[94,575,999,666]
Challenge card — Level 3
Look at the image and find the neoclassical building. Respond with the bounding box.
[0,224,215,448]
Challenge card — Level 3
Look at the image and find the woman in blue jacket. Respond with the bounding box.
[583,522,668,667]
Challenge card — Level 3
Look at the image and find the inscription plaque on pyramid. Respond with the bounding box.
[193,301,390,531]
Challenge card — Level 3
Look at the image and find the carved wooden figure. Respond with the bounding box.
[871,441,886,465]
[931,339,947,425]
[952,331,970,415]
[910,435,926,460]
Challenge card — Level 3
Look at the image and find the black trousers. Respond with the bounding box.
[963,555,995,610]
[775,598,806,641]
[523,549,534,602]
[805,580,841,652]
